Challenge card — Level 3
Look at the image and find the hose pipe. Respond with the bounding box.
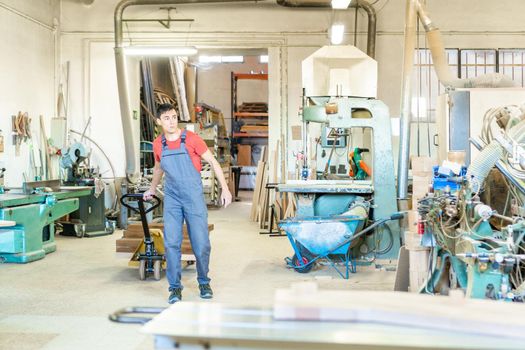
[467,142,504,193]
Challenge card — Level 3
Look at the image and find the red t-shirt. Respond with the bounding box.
[153,130,208,172]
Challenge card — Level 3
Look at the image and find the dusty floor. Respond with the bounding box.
[0,192,396,349]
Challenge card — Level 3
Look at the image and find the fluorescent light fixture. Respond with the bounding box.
[199,55,221,63]
[221,55,244,63]
[260,55,269,63]
[330,24,345,45]
[331,0,351,9]
[124,46,198,56]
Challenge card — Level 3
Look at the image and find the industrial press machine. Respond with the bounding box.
[278,46,401,276]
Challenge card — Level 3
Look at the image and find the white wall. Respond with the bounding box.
[0,1,59,187]
[59,0,525,181]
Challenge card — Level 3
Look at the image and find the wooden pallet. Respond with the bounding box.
[116,223,214,256]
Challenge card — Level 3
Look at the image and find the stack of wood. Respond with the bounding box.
[250,140,297,229]
[116,222,214,256]
[238,102,268,113]
[238,102,269,134]
[406,156,435,292]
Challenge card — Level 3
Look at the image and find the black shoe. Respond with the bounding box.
[199,284,213,299]
[168,288,182,304]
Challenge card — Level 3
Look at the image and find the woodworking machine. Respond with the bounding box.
[419,104,525,299]
[0,180,91,263]
[278,46,400,265]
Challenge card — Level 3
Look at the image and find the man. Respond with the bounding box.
[144,103,232,304]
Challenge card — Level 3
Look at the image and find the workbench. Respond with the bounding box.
[142,302,524,350]
[0,187,92,263]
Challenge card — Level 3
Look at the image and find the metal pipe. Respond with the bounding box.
[396,0,417,199]
[276,0,377,58]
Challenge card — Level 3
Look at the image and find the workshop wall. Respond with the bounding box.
[0,1,59,187]
[60,0,525,179]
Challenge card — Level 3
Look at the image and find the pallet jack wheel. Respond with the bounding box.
[139,260,147,280]
[153,260,161,281]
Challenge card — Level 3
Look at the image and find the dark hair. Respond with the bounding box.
[156,103,176,118]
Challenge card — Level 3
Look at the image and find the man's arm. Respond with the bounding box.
[143,161,164,200]
[201,150,232,207]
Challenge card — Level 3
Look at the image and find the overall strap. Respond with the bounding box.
[181,130,187,144]
[161,134,168,149]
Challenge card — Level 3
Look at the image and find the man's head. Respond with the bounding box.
[156,103,178,134]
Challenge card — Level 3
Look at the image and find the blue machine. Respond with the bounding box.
[0,183,91,263]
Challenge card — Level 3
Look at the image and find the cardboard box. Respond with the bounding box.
[411,156,435,176]
[237,144,251,166]
[447,151,466,164]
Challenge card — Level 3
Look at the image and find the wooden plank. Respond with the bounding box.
[232,132,268,138]
[274,286,525,341]
[39,115,53,179]
[233,73,268,80]
[259,163,268,228]
[237,145,251,166]
[234,112,269,118]
[250,161,265,221]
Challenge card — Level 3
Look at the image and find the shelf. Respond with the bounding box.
[233,73,268,80]
[234,112,268,118]
[233,132,268,138]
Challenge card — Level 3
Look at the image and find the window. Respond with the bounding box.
[412,49,459,122]
[499,49,525,86]
[460,49,497,78]
[260,55,269,63]
[411,48,525,122]
[198,55,244,63]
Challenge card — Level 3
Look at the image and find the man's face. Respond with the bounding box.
[157,109,178,134]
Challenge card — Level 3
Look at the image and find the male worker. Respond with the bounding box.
[144,103,232,304]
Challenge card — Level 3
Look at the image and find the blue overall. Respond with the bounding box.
[160,131,210,290]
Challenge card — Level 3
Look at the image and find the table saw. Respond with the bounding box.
[0,184,91,263]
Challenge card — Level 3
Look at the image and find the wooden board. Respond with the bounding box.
[274,284,525,340]
[250,161,266,221]
[118,223,214,254]
[237,145,252,166]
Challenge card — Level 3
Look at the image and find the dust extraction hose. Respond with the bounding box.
[416,1,517,89]
[467,142,503,193]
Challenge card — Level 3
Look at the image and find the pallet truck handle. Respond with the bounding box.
[108,307,165,324]
[120,193,161,214]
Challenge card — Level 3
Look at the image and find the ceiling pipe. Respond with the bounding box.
[276,0,376,58]
[114,0,256,182]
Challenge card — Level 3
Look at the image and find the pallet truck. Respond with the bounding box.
[120,193,164,280]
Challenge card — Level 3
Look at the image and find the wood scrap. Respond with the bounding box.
[39,115,53,179]
[250,161,265,221]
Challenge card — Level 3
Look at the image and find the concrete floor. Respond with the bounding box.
[0,192,395,350]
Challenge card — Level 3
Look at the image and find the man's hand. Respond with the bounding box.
[221,188,233,208]
[143,188,156,201]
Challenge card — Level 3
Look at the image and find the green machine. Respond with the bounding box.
[0,181,91,263]
[278,46,401,262]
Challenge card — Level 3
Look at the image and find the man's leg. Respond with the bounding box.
[163,198,184,290]
[184,209,211,286]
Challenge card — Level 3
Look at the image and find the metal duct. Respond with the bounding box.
[397,0,417,200]
[114,0,256,182]
[276,0,377,58]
